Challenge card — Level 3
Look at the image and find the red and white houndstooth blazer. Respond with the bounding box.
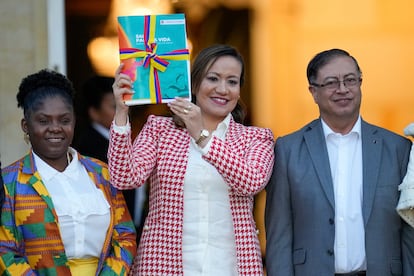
[108,115,275,275]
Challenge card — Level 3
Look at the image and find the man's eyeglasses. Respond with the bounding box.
[311,77,362,90]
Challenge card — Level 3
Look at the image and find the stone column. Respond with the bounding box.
[0,0,48,165]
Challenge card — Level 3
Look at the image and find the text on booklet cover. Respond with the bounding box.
[117,14,191,106]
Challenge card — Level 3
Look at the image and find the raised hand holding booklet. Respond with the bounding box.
[117,14,191,106]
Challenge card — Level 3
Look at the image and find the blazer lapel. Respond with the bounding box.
[304,119,335,208]
[21,153,58,216]
[224,117,239,145]
[361,121,381,225]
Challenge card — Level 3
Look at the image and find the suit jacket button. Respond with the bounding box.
[329,218,334,225]
[327,249,334,256]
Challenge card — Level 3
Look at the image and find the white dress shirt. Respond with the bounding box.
[322,117,366,273]
[92,122,110,140]
[34,148,111,259]
[182,114,238,275]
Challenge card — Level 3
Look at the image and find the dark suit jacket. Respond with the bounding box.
[74,125,109,163]
[265,118,414,276]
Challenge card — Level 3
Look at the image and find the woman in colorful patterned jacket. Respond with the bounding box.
[108,44,275,275]
[0,69,137,275]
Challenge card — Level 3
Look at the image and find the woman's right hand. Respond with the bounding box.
[113,63,134,126]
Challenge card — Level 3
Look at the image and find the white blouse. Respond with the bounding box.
[33,148,111,259]
[182,114,238,275]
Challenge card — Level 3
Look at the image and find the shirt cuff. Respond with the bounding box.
[112,118,131,135]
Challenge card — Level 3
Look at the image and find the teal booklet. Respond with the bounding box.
[117,14,191,106]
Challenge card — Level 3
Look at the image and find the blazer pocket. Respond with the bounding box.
[293,248,306,265]
[390,259,402,275]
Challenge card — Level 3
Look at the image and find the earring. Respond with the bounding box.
[24,132,30,145]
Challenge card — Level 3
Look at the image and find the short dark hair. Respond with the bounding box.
[306,48,362,85]
[16,69,75,120]
[82,76,114,109]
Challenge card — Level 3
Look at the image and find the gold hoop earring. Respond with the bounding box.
[24,132,30,145]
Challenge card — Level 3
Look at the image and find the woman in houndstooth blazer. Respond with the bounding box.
[108,44,275,275]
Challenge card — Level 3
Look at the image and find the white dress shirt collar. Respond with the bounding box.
[321,116,362,138]
[33,147,79,182]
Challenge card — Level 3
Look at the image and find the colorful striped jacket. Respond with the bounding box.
[0,151,137,275]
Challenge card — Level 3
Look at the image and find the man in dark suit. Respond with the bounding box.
[74,76,115,163]
[73,76,147,241]
[265,49,414,276]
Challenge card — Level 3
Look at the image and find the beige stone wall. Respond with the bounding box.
[0,0,48,166]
